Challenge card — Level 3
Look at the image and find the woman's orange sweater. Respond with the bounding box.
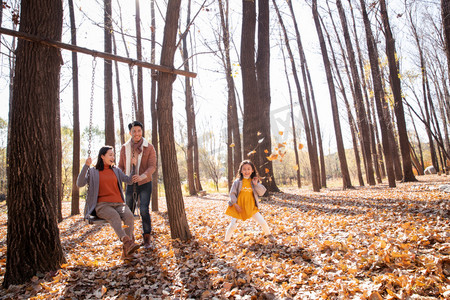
[97,166,123,203]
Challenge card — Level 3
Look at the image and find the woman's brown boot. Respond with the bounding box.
[122,235,140,257]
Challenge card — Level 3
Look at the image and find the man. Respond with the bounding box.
[119,121,157,249]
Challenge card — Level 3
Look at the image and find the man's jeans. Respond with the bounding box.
[126,181,152,234]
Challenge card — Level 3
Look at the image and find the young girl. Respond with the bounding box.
[224,160,273,241]
[77,146,140,259]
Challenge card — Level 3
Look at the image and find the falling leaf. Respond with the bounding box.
[279,131,283,135]
[266,154,278,161]
[247,150,256,156]
[258,138,265,144]
[264,149,269,154]
[293,165,298,171]
[298,143,304,150]
[230,143,235,148]
[257,131,262,136]
[265,168,270,173]
[278,143,285,148]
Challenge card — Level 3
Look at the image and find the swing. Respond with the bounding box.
[83,58,139,225]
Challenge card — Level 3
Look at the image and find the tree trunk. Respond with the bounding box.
[359,0,396,187]
[312,0,353,189]
[241,0,260,165]
[408,106,424,174]
[193,121,203,192]
[117,2,138,121]
[336,0,375,185]
[157,0,191,241]
[135,0,145,126]
[379,0,416,182]
[218,0,241,189]
[150,0,159,211]
[442,0,450,81]
[287,0,325,188]
[4,0,66,287]
[275,0,321,191]
[256,0,279,192]
[280,39,301,188]
[69,0,80,215]
[112,32,126,145]
[104,0,115,147]
[182,0,196,196]
[56,97,63,222]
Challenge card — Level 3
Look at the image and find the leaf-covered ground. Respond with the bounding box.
[0,175,449,299]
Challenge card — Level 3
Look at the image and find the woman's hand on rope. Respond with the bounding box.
[132,174,147,183]
[85,157,92,166]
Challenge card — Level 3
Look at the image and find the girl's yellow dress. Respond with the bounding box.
[225,178,259,220]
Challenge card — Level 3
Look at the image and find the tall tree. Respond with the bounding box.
[379,0,416,182]
[182,0,196,195]
[157,0,191,241]
[69,0,81,215]
[442,0,450,81]
[311,0,352,189]
[104,0,115,147]
[274,0,321,191]
[135,0,145,126]
[287,0,326,188]
[280,41,301,188]
[112,32,126,145]
[150,0,159,211]
[218,0,242,189]
[335,0,376,185]
[241,0,260,171]
[4,0,66,287]
[408,7,439,171]
[359,0,396,187]
[256,0,279,192]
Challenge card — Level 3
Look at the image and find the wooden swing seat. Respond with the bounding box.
[85,214,141,225]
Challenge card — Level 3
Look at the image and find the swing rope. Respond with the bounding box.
[87,57,97,158]
[85,57,106,225]
[130,64,139,217]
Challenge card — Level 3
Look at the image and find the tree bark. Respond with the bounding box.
[150,0,159,211]
[379,0,416,182]
[4,0,66,287]
[135,0,145,127]
[157,0,191,241]
[104,0,115,147]
[68,0,80,215]
[442,0,450,81]
[182,0,196,196]
[256,0,279,192]
[241,0,260,168]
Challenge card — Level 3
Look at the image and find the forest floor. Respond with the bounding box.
[0,174,449,299]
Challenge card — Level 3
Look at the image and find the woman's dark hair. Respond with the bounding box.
[128,120,144,131]
[95,146,114,170]
[237,160,258,179]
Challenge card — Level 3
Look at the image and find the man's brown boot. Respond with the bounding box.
[143,233,153,249]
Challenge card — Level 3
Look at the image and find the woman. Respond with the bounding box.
[77,146,140,258]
